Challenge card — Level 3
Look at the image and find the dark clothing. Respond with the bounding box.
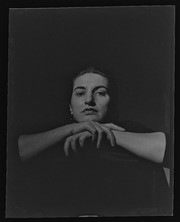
[6,121,172,217]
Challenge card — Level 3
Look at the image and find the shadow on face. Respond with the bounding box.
[70,73,110,123]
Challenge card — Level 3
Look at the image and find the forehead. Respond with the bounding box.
[73,73,108,89]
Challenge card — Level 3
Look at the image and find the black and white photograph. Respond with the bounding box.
[6,6,174,217]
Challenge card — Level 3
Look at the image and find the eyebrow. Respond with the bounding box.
[74,86,108,92]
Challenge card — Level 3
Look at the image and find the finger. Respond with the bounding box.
[96,122,116,147]
[87,123,96,142]
[74,123,96,141]
[90,122,103,149]
[103,123,125,131]
[79,131,92,147]
[79,136,84,148]
[71,132,85,152]
[71,137,77,153]
[101,125,115,147]
[79,133,87,148]
[64,137,71,156]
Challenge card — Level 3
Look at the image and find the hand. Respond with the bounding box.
[64,131,92,156]
[71,121,119,149]
[64,122,123,156]
[91,122,126,148]
[70,121,98,142]
[90,122,116,149]
[70,121,119,144]
[102,123,125,132]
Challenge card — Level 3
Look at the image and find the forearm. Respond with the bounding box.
[112,130,166,163]
[18,124,73,161]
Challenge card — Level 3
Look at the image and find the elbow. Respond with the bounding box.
[18,135,29,161]
[153,132,166,164]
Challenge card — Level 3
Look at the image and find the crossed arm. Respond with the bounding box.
[18,121,166,163]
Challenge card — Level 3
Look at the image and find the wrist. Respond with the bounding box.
[65,123,75,136]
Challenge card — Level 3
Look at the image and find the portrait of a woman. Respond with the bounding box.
[6,7,174,217]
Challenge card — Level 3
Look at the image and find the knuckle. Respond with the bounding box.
[107,129,112,135]
[104,127,109,132]
[108,123,112,128]
[79,135,84,141]
[92,129,96,134]
[83,133,87,138]
[80,140,85,146]
[79,138,83,143]
[65,137,71,142]
[71,137,76,143]
[99,129,103,134]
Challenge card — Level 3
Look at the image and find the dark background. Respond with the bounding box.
[6,6,175,217]
[8,6,174,137]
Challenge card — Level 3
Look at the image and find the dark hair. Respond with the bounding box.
[73,67,109,86]
[66,67,119,123]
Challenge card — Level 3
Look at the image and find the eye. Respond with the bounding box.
[76,91,85,97]
[95,91,106,96]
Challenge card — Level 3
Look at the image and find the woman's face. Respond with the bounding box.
[70,73,110,122]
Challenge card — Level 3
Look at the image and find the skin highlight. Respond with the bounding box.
[18,69,166,164]
[70,73,110,123]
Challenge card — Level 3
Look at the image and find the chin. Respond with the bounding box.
[80,115,103,123]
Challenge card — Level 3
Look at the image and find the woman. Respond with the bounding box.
[17,67,171,216]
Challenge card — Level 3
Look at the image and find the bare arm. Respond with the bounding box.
[18,124,73,161]
[18,121,105,161]
[112,130,166,163]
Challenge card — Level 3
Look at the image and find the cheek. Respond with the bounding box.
[98,97,110,109]
[71,97,83,111]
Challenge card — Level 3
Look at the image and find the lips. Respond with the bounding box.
[82,108,97,115]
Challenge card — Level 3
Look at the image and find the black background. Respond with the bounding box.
[8,6,174,136]
[5,5,175,219]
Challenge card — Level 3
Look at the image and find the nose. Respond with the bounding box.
[85,93,95,106]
